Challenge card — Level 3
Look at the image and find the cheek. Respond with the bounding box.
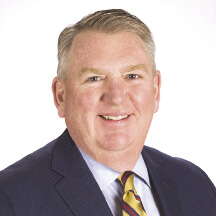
[130,85,155,112]
[65,87,100,114]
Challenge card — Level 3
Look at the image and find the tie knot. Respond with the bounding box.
[118,171,136,193]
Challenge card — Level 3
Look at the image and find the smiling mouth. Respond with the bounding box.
[99,114,130,121]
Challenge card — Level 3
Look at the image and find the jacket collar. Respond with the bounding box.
[51,130,113,216]
[142,147,183,216]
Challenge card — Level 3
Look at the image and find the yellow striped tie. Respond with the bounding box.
[118,171,147,216]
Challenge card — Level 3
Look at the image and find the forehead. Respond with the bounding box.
[71,31,146,54]
[67,31,152,71]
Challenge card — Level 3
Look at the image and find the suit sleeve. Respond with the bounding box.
[0,190,15,216]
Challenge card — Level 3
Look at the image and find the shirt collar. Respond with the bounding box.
[132,154,150,187]
[78,147,150,189]
[79,148,119,190]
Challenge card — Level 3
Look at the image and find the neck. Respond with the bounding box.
[87,147,142,172]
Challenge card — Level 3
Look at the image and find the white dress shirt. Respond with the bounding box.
[79,148,160,216]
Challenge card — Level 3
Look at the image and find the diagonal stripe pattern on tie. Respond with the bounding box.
[118,171,147,216]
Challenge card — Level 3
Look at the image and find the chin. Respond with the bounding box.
[97,135,135,152]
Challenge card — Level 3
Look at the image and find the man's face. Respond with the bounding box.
[54,31,160,161]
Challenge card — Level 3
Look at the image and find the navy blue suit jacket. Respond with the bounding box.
[0,130,216,216]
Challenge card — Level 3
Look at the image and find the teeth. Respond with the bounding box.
[101,115,129,120]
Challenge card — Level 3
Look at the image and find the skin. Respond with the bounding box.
[52,31,161,172]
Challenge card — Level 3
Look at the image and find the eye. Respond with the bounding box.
[87,76,103,82]
[126,74,141,80]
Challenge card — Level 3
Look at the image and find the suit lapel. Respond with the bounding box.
[142,147,183,216]
[51,130,113,216]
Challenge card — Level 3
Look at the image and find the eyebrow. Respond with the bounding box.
[79,64,148,77]
[79,67,105,76]
[124,64,148,73]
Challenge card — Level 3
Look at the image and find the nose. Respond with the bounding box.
[101,79,127,105]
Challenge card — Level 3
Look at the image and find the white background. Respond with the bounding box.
[0,0,216,184]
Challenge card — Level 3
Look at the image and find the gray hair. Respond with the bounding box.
[57,9,156,79]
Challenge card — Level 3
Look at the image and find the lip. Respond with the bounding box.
[97,113,133,127]
[98,112,131,116]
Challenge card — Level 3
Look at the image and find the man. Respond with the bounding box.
[0,9,215,216]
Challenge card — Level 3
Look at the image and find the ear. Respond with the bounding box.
[153,70,161,113]
[52,77,65,118]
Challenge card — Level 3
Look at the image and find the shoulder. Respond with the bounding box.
[0,136,64,214]
[0,137,60,193]
[144,146,216,214]
[144,145,207,172]
[143,146,216,195]
[0,131,74,215]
